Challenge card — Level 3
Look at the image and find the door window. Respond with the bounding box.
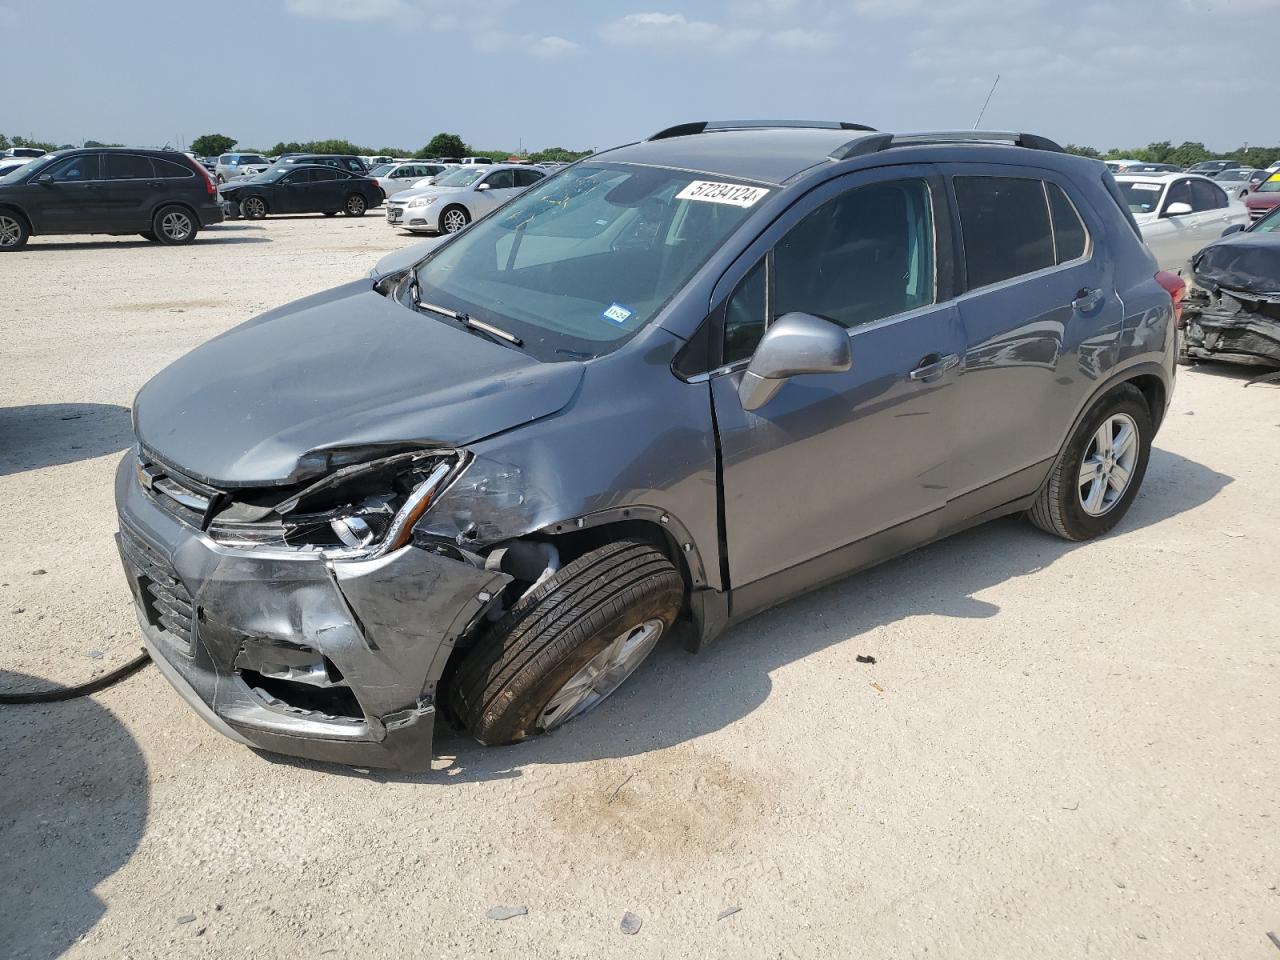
[483,170,516,190]
[1191,179,1228,210]
[219,154,232,164]
[724,259,767,364]
[47,154,100,181]
[282,170,312,184]
[153,157,195,179]
[954,176,1054,288]
[1047,182,1089,263]
[775,178,936,328]
[343,159,364,172]
[102,154,154,180]
[515,169,546,188]
[1163,179,1193,215]
[311,168,339,182]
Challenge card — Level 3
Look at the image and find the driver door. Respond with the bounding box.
[276,169,312,212]
[473,169,517,216]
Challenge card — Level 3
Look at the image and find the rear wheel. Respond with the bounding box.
[152,205,197,245]
[343,194,366,217]
[240,196,267,220]
[1028,384,1152,541]
[0,212,29,250]
[449,540,684,745]
[440,205,470,234]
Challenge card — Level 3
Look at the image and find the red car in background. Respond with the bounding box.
[1245,172,1280,223]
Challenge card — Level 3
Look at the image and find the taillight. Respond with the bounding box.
[185,155,217,196]
[1156,270,1186,329]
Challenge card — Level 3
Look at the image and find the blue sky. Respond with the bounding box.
[3,0,1276,153]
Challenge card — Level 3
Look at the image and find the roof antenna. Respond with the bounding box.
[973,74,1000,129]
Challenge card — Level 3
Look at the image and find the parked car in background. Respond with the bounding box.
[384,163,545,234]
[1123,163,1181,173]
[0,147,222,250]
[1113,172,1248,268]
[116,122,1181,770]
[1245,172,1280,224]
[2,147,47,158]
[197,157,218,174]
[1104,158,1143,174]
[1185,160,1244,176]
[459,157,493,165]
[369,161,450,197]
[218,164,382,220]
[0,156,33,177]
[271,154,369,175]
[1212,167,1265,199]
[215,153,270,184]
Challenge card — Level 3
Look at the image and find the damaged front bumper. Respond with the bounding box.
[113,454,510,771]
[1183,287,1280,367]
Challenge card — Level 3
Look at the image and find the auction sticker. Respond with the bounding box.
[1130,183,1162,191]
[676,181,770,207]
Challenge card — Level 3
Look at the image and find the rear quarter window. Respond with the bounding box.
[153,157,194,179]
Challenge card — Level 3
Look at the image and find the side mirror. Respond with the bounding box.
[1164,202,1193,217]
[34,174,54,185]
[1221,224,1246,237]
[737,312,852,412]
[476,182,491,191]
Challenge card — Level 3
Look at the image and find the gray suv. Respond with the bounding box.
[116,121,1183,771]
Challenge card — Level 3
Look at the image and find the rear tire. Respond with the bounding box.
[0,211,30,250]
[449,540,684,746]
[1028,384,1152,541]
[152,205,198,245]
[343,194,366,217]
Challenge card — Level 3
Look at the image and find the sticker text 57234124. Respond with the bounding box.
[676,181,770,208]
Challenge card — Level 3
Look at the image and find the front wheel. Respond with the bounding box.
[343,194,366,217]
[240,196,267,220]
[0,212,30,251]
[1028,384,1153,541]
[440,205,470,234]
[449,540,684,745]
[152,205,198,245]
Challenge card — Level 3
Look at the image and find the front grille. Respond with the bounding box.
[119,525,195,648]
[136,452,222,528]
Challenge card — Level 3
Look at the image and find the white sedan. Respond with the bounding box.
[384,164,546,234]
[1113,172,1249,270]
[368,161,451,198]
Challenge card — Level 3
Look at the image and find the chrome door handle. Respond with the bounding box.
[909,353,960,381]
[1072,287,1104,311]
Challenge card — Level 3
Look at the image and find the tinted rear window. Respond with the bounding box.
[102,154,154,179]
[153,157,195,179]
[1047,183,1088,262]
[954,177,1054,289]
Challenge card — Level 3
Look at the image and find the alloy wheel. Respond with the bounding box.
[160,211,192,241]
[1078,413,1139,516]
[244,198,265,218]
[442,209,468,233]
[0,215,21,247]
[347,195,365,215]
[537,619,665,732]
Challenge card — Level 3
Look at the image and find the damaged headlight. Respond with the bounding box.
[207,450,467,561]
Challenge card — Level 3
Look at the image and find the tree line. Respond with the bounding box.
[1063,140,1280,169]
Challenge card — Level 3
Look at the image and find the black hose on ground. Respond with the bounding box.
[0,650,152,704]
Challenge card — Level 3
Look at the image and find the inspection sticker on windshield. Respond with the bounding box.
[676,181,770,207]
[1130,183,1162,191]
[602,303,633,325]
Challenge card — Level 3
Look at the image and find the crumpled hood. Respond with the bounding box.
[1192,233,1280,295]
[133,281,583,486]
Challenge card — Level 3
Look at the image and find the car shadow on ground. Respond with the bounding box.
[0,672,149,959]
[18,235,270,252]
[266,447,1232,785]
[0,403,132,476]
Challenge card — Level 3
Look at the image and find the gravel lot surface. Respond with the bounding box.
[2,216,1278,959]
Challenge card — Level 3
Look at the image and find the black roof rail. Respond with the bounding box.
[649,120,878,141]
[829,129,1065,161]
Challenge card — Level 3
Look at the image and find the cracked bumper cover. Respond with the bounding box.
[113,454,510,771]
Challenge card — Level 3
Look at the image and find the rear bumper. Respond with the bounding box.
[197,203,224,227]
[113,453,509,771]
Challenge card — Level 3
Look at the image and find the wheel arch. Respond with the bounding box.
[149,199,199,225]
[0,203,35,236]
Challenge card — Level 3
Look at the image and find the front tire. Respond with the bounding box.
[343,194,367,217]
[449,540,684,745]
[152,205,198,245]
[1028,384,1152,541]
[440,205,470,234]
[0,211,30,250]
[240,196,267,220]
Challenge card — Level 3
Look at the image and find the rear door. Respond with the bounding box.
[29,153,102,233]
[99,153,156,230]
[946,168,1122,495]
[711,168,965,596]
[312,168,348,210]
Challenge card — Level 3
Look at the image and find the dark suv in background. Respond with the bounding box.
[0,147,223,250]
[117,122,1183,770]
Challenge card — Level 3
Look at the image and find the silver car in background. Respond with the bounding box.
[384,163,545,234]
[1114,172,1249,269]
[214,152,271,184]
[1212,167,1266,199]
[368,161,450,198]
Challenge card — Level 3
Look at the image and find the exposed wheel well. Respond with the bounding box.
[1128,373,1166,431]
[538,519,694,597]
[0,204,33,235]
[150,201,199,224]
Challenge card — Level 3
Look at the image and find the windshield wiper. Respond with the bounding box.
[413,290,524,347]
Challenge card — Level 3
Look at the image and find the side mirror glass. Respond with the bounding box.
[737,312,852,412]
[35,173,54,185]
[1221,224,1246,237]
[1164,201,1193,217]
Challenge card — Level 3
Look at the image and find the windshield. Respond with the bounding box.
[246,168,290,183]
[1215,170,1247,181]
[1117,180,1165,214]
[368,163,394,177]
[1250,206,1280,232]
[1257,175,1280,194]
[0,152,64,184]
[434,167,487,187]
[412,162,766,360]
